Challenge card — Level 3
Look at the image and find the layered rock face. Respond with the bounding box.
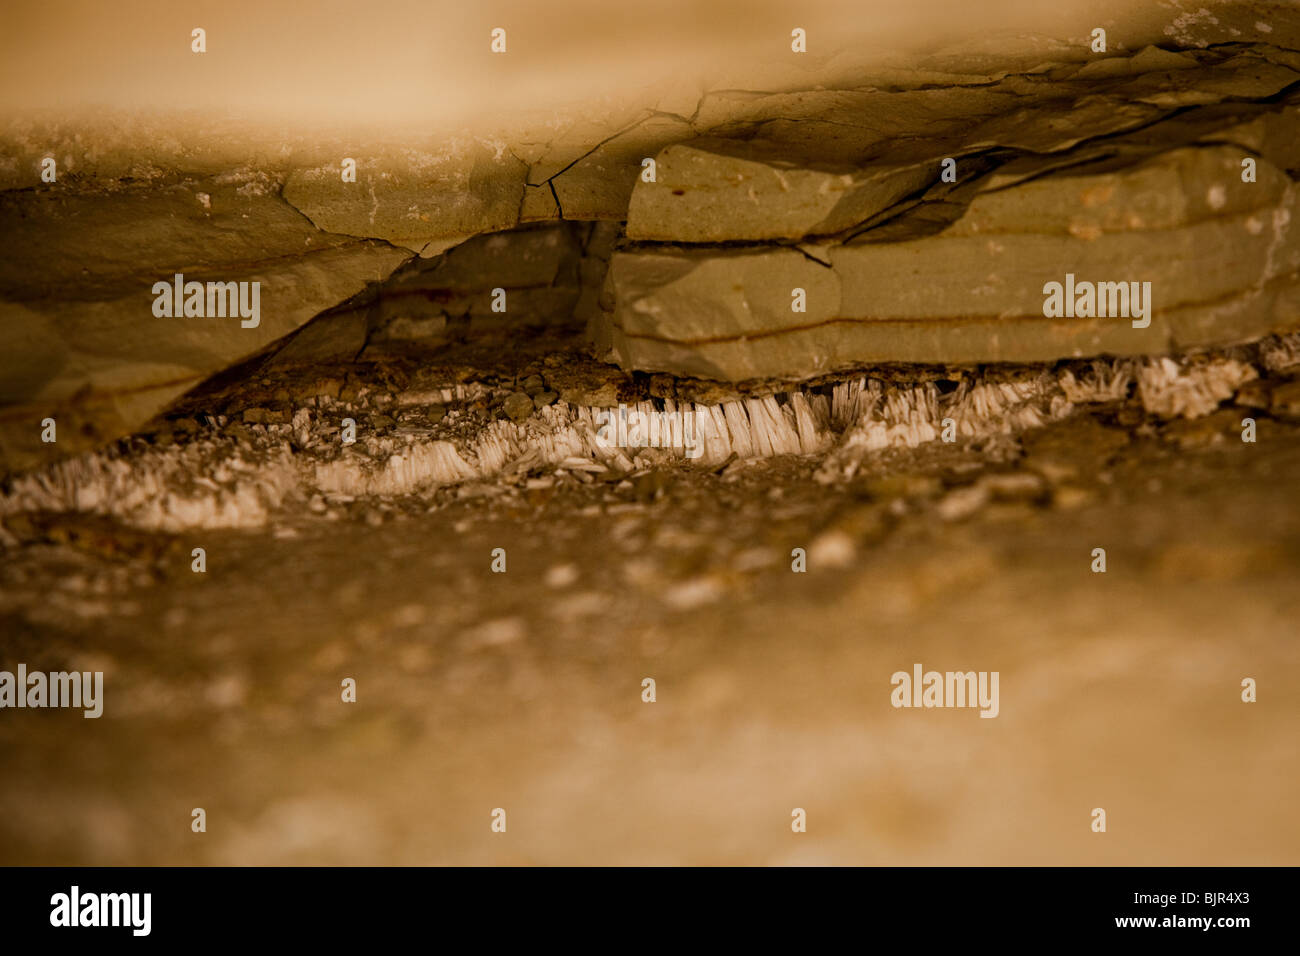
[4,1,1300,473]
[0,177,410,474]
[598,44,1300,380]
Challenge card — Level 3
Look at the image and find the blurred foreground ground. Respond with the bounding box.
[1,397,1296,865]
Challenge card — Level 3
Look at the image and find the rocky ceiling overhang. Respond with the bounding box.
[2,0,1299,476]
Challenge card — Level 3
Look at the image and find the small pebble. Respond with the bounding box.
[936,483,990,522]
[808,529,856,569]
[545,564,581,588]
[503,392,535,422]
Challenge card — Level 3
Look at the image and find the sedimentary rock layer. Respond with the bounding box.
[596,44,1300,381]
[0,178,411,474]
[602,143,1300,380]
[5,2,1300,471]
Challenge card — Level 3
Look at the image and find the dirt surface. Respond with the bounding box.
[1,398,1296,865]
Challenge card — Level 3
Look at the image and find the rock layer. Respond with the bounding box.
[596,44,1300,381]
[5,2,1300,471]
[0,178,410,474]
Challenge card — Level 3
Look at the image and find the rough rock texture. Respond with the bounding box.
[262,222,610,368]
[5,2,1300,474]
[0,176,411,475]
[282,146,529,256]
[605,144,1300,380]
[597,43,1300,380]
[625,137,938,242]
